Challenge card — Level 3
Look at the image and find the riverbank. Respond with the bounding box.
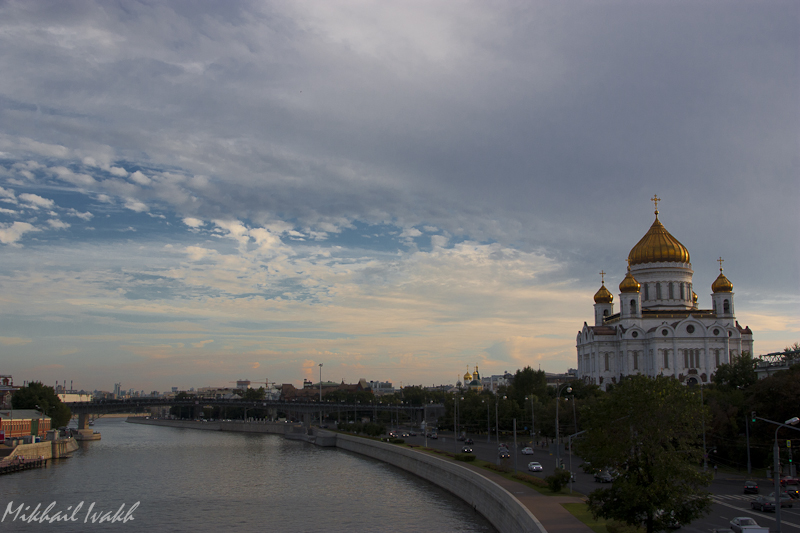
[126,417,587,533]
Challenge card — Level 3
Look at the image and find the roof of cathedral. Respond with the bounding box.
[711,268,733,293]
[628,210,691,266]
[594,283,613,303]
[589,326,617,335]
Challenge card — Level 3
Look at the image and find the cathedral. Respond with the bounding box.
[576,198,753,389]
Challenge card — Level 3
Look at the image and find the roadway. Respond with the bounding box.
[397,428,800,532]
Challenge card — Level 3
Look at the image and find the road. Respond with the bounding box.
[396,428,800,532]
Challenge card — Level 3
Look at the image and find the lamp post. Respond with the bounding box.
[483,399,490,443]
[525,396,535,443]
[753,414,800,533]
[555,383,572,469]
[318,363,323,426]
[495,395,506,446]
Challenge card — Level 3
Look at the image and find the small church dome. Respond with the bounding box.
[619,268,641,293]
[628,210,690,266]
[711,269,733,293]
[594,284,613,304]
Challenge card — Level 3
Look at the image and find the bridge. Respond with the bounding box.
[755,348,799,379]
[65,397,444,432]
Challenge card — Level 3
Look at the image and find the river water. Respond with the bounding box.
[1,418,495,532]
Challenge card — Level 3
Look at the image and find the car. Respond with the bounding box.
[767,492,793,508]
[499,450,510,459]
[461,446,473,453]
[457,435,465,441]
[464,438,473,445]
[730,516,769,533]
[521,447,534,455]
[750,496,775,512]
[594,470,614,483]
[401,432,409,437]
[527,461,543,472]
[743,480,759,494]
[780,477,799,488]
[781,477,799,498]
[430,433,437,439]
[408,431,416,436]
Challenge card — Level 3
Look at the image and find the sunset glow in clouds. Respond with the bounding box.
[0,1,797,392]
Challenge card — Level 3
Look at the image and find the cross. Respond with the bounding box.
[600,270,606,284]
[651,194,661,212]
[717,257,724,271]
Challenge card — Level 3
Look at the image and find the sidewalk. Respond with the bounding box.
[457,460,595,533]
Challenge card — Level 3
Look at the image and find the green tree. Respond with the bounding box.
[575,375,712,533]
[712,352,757,389]
[12,381,72,428]
[243,386,266,401]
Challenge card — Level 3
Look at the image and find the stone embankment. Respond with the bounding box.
[127,418,543,533]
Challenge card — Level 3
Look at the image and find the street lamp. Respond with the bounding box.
[555,383,572,469]
[318,363,323,426]
[752,414,800,533]
[525,396,535,443]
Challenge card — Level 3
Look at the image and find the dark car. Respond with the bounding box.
[768,492,793,508]
[499,450,510,459]
[464,438,474,445]
[595,470,614,483]
[750,496,775,512]
[461,446,473,453]
[744,480,759,494]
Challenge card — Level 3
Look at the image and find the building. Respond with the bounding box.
[0,375,20,409]
[0,409,51,439]
[576,200,753,390]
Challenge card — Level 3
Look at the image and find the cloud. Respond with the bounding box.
[192,340,214,348]
[19,193,55,209]
[250,362,260,370]
[0,336,32,346]
[0,221,40,244]
[66,209,93,220]
[130,170,151,185]
[0,186,16,203]
[109,166,128,177]
[124,198,148,212]
[183,217,204,228]
[49,166,97,187]
[48,219,71,230]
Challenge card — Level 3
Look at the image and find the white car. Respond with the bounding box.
[527,461,543,472]
[729,517,768,533]
[521,447,534,455]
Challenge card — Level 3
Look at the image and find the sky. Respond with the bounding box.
[0,0,798,393]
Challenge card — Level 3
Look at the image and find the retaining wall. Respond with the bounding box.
[336,434,544,533]
[6,438,78,460]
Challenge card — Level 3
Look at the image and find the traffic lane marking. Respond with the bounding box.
[712,500,800,529]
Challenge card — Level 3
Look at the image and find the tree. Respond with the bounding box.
[575,375,712,533]
[712,352,757,389]
[11,381,72,428]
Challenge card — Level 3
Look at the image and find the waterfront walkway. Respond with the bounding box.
[444,457,593,533]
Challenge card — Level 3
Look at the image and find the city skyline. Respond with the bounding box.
[0,1,797,391]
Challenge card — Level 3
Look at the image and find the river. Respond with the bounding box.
[0,418,495,532]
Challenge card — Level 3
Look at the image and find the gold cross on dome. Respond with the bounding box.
[717,257,724,271]
[600,270,606,284]
[651,194,661,212]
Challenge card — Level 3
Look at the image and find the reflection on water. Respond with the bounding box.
[0,418,495,532]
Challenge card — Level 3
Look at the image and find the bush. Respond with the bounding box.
[390,438,405,444]
[454,453,476,462]
[512,472,548,488]
[545,468,572,492]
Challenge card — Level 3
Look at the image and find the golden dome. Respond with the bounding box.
[712,269,733,293]
[619,267,641,293]
[464,371,471,382]
[692,291,698,304]
[628,211,690,266]
[594,284,613,303]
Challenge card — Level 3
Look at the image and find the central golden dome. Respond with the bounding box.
[628,211,690,266]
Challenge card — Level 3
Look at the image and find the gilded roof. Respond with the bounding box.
[628,211,690,266]
[594,284,613,303]
[711,269,733,293]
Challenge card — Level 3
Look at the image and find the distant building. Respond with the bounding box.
[577,200,753,390]
[481,372,512,393]
[0,375,20,409]
[0,409,51,439]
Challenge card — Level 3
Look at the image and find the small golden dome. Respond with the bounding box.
[712,268,733,293]
[619,267,641,293]
[594,284,613,303]
[464,371,471,382]
[628,210,690,266]
[692,291,698,304]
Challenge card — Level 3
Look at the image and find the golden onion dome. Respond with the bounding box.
[628,210,690,266]
[594,284,613,303]
[711,268,733,293]
[619,267,641,293]
[692,291,698,304]
[464,371,471,382]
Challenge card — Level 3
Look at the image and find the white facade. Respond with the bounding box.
[576,207,753,390]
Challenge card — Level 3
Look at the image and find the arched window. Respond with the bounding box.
[656,283,662,299]
[633,351,638,370]
[680,283,685,300]
[668,283,674,299]
[630,300,637,314]
[603,309,609,317]
[644,284,649,301]
[723,299,730,314]
[663,349,669,369]
[604,353,609,371]
[712,301,717,313]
